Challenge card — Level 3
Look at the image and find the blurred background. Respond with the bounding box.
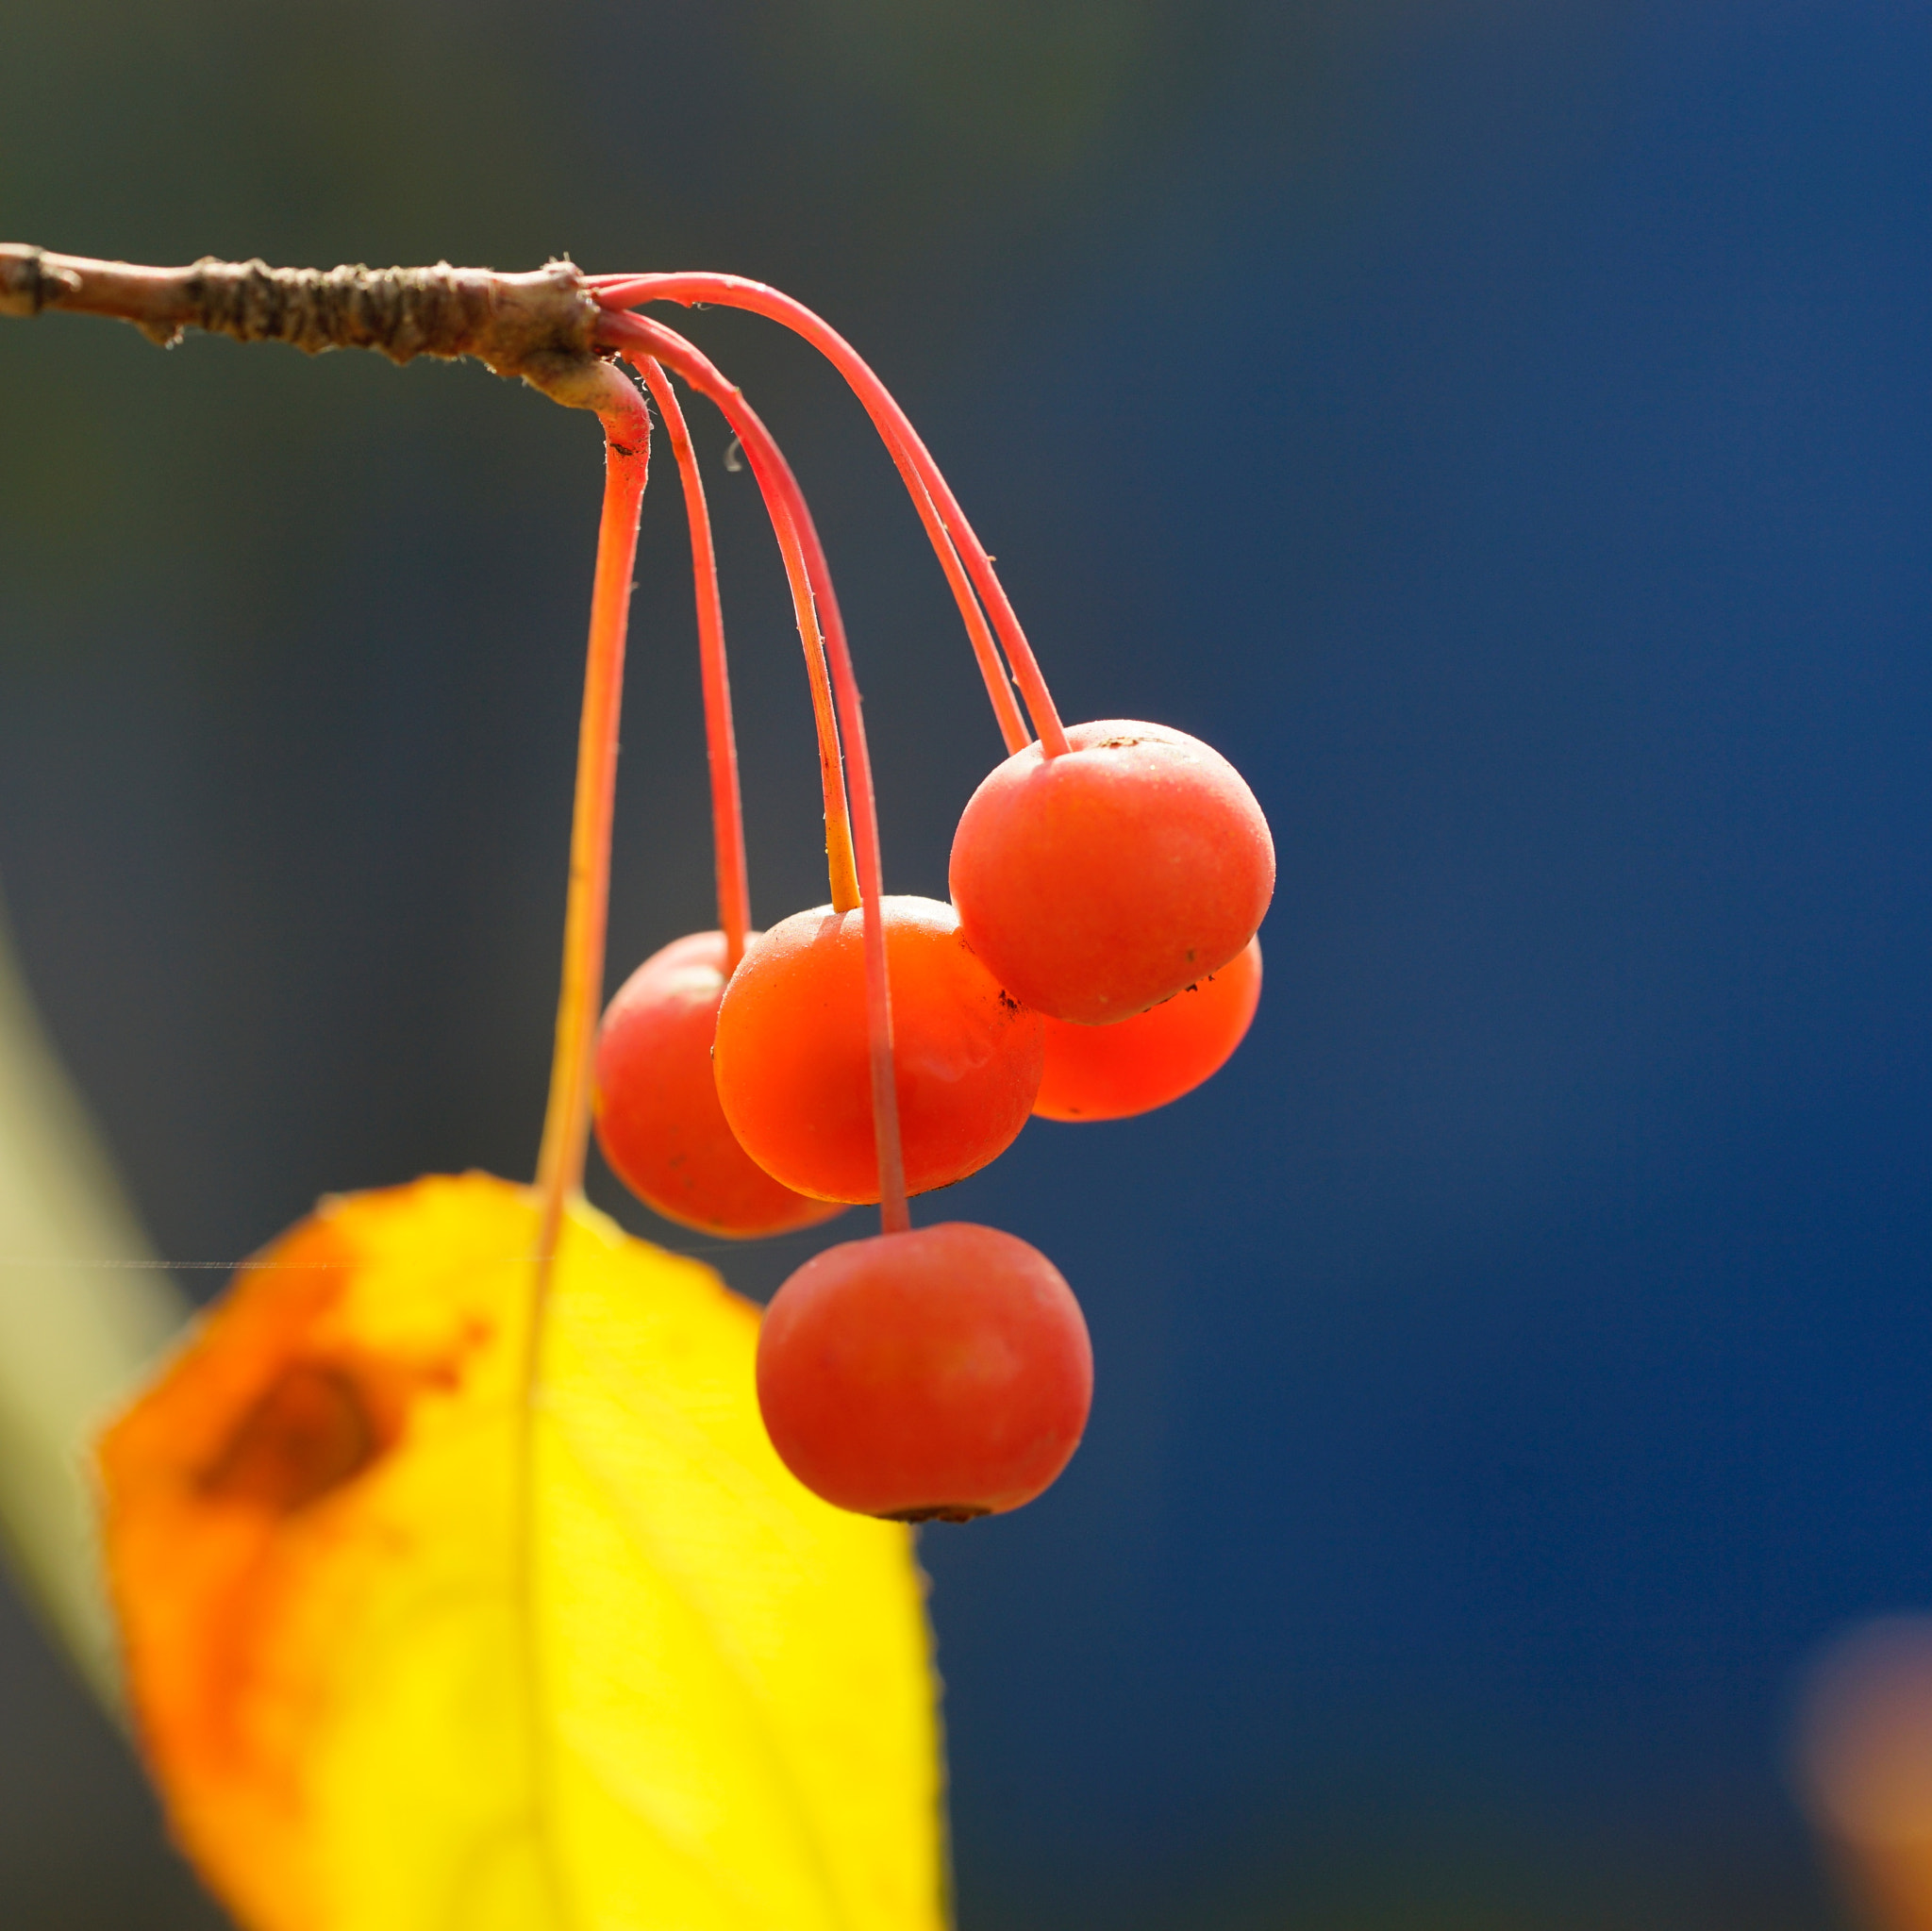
[4,0,1931,1923]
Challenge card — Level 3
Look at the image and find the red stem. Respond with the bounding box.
[625,347,857,912]
[767,502,863,918]
[603,308,911,1232]
[593,274,1065,758]
[534,384,653,1264]
[631,355,752,970]
[516,371,654,1931]
[629,355,857,916]
[908,466,1030,755]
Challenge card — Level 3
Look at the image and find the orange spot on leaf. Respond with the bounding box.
[198,1362,383,1514]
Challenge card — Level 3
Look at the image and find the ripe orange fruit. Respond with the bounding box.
[756,1222,1092,1519]
[593,931,845,1238]
[949,719,1274,1024]
[1035,935,1262,1122]
[713,896,1043,1204]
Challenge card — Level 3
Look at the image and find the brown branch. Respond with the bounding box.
[0,244,619,410]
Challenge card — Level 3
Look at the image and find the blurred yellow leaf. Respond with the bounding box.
[98,1171,944,1931]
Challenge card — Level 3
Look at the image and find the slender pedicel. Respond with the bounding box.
[632,358,858,916]
[640,352,858,914]
[738,471,860,917]
[592,275,1067,757]
[908,464,1030,755]
[603,309,910,1231]
[632,356,752,970]
[533,377,652,1267]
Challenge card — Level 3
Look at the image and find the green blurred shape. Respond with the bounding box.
[0,891,184,1706]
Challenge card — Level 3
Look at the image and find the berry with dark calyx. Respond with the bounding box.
[714,895,1043,1205]
[949,719,1274,1024]
[756,1222,1092,1520]
[593,931,845,1239]
[1035,935,1262,1123]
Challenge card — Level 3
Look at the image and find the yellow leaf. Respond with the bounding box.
[98,1171,946,1931]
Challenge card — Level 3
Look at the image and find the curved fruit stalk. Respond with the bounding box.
[628,357,751,969]
[530,375,654,1276]
[593,273,1048,756]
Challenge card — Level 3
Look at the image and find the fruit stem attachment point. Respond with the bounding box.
[601,309,911,1233]
[533,375,653,1273]
[632,356,753,971]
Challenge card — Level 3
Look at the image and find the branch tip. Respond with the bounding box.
[1,245,615,409]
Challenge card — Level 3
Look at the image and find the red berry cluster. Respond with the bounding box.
[585,278,1273,1522]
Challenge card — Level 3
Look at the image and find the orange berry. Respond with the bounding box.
[949,719,1274,1024]
[756,1222,1092,1520]
[592,931,846,1239]
[714,895,1043,1204]
[1035,935,1262,1122]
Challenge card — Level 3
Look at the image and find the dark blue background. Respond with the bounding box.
[3,3,1928,1923]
